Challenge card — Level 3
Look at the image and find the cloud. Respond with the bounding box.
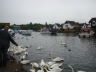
[0,0,96,24]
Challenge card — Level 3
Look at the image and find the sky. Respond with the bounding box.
[0,0,96,25]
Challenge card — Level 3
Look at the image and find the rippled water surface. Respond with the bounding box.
[15,32,96,72]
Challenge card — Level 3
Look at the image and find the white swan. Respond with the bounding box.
[13,46,27,54]
[37,46,43,50]
[40,59,46,67]
[30,69,35,72]
[20,60,30,64]
[24,51,28,56]
[50,63,63,69]
[60,42,67,47]
[44,66,63,72]
[20,54,26,60]
[46,61,55,67]
[31,62,39,68]
[68,65,75,72]
[49,66,63,72]
[60,42,66,45]
[53,57,64,62]
[30,62,39,72]
[77,71,86,72]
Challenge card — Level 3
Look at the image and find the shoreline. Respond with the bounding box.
[0,56,28,72]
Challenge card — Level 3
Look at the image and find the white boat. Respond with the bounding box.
[78,32,94,38]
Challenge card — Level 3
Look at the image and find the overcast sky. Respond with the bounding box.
[0,0,96,25]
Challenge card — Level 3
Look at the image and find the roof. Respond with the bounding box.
[89,18,96,23]
[64,21,82,26]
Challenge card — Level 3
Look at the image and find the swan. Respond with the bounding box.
[50,63,63,69]
[52,57,64,62]
[13,46,27,54]
[77,71,86,72]
[24,51,28,56]
[30,69,35,72]
[46,61,55,67]
[37,46,43,50]
[40,59,46,67]
[30,62,39,72]
[31,62,39,68]
[60,42,66,45]
[49,66,63,72]
[20,60,30,64]
[44,66,63,72]
[39,59,49,71]
[60,42,67,47]
[37,69,44,72]
[68,65,75,72]
[20,54,26,60]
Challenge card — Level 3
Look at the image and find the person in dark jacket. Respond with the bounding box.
[0,25,18,67]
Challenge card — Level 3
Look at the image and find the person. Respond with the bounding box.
[0,25,18,67]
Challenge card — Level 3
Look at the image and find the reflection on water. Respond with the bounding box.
[15,32,96,72]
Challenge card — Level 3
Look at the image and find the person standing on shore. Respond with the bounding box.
[0,25,18,67]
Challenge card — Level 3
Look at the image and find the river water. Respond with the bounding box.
[15,32,96,72]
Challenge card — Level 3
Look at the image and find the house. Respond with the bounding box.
[52,24,60,29]
[62,21,82,31]
[81,23,91,31]
[89,18,96,29]
[79,23,94,38]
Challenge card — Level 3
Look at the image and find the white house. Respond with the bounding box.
[63,23,73,29]
[62,21,80,30]
[53,24,60,29]
[82,23,91,29]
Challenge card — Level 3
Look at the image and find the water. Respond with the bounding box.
[15,32,96,72]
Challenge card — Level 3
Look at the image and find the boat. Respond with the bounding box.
[78,32,94,38]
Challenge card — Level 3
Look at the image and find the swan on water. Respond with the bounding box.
[20,54,26,60]
[20,60,30,64]
[30,69,35,72]
[49,66,63,72]
[60,42,67,45]
[77,71,86,72]
[30,62,39,72]
[24,51,28,56]
[50,63,63,69]
[31,62,39,68]
[46,61,55,67]
[68,65,75,72]
[40,59,46,67]
[60,42,67,47]
[37,46,43,50]
[52,57,64,62]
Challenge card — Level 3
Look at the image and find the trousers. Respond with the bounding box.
[0,45,8,67]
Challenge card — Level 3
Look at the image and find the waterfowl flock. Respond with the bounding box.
[29,58,64,72]
[8,45,86,72]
